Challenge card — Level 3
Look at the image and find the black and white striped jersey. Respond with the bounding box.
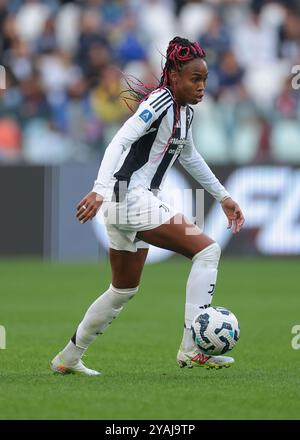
[92,86,229,202]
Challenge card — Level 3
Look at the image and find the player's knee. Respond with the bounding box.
[192,242,221,264]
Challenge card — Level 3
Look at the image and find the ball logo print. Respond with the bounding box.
[291,325,300,350]
[0,325,6,349]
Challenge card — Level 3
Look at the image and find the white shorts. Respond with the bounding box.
[102,185,177,252]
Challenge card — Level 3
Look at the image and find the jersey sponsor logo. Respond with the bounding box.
[171,138,187,145]
[139,109,153,123]
[168,142,185,155]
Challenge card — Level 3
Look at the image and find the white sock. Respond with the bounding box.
[180,242,221,353]
[60,284,138,363]
[60,340,85,365]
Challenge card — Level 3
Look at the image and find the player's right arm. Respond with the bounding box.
[76,94,161,224]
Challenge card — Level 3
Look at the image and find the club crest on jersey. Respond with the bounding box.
[139,109,153,123]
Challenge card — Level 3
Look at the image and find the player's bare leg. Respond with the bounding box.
[137,213,214,258]
[51,248,148,375]
[137,214,234,369]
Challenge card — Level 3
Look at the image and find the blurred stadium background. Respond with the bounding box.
[0,0,300,260]
[1,0,300,421]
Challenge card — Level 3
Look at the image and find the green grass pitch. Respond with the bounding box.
[0,256,300,420]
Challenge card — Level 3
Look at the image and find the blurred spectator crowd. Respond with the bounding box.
[0,0,300,165]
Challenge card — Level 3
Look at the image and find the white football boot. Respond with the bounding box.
[177,348,234,370]
[50,353,101,376]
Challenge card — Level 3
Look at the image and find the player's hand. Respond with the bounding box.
[76,192,103,224]
[221,197,245,234]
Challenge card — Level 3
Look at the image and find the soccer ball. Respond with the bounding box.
[191,306,240,355]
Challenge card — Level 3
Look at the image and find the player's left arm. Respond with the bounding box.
[179,131,245,234]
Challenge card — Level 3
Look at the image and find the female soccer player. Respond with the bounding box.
[51,37,245,375]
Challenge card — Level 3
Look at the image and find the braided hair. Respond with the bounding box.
[159,36,206,90]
